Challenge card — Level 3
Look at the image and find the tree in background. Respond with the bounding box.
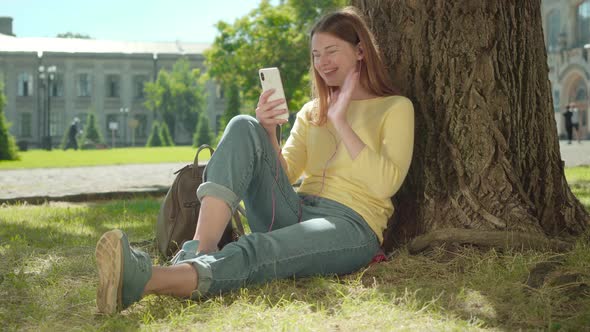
[59,126,68,149]
[287,0,347,29]
[0,82,18,160]
[351,0,588,251]
[205,1,305,113]
[221,82,241,130]
[160,121,174,146]
[144,57,207,143]
[80,113,103,148]
[205,0,345,140]
[146,121,163,147]
[194,114,213,147]
[213,82,242,145]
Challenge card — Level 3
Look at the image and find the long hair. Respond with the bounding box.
[309,6,398,126]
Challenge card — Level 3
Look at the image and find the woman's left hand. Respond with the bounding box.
[327,66,359,124]
[328,67,359,124]
[326,64,367,159]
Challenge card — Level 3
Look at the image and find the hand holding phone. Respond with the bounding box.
[259,67,289,121]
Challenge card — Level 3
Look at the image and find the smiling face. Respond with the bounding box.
[311,32,361,87]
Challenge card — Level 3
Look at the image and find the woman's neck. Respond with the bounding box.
[350,86,378,100]
[331,85,377,101]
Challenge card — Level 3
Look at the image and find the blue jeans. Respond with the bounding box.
[176,115,380,296]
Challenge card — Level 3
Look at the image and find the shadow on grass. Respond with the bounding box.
[0,198,160,247]
[110,245,588,331]
[1,196,588,330]
[0,198,161,329]
[367,246,589,330]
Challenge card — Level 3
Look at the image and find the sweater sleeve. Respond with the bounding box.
[281,104,310,184]
[350,97,414,198]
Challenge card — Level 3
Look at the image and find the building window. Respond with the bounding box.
[571,78,588,103]
[133,75,147,99]
[77,73,92,97]
[569,79,588,126]
[546,10,560,52]
[20,113,32,137]
[106,74,120,98]
[18,72,33,97]
[577,0,590,47]
[575,84,588,102]
[50,73,64,97]
[134,114,148,138]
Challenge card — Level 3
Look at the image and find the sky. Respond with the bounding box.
[0,0,279,44]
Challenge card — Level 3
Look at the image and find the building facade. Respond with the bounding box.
[0,17,226,149]
[543,0,590,139]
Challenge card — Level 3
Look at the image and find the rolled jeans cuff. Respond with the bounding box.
[197,181,241,212]
[187,259,213,297]
[173,240,213,297]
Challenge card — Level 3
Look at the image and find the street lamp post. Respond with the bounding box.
[152,53,160,122]
[38,63,57,150]
[120,107,129,146]
[152,53,158,81]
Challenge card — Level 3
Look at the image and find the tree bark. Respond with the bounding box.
[352,0,589,252]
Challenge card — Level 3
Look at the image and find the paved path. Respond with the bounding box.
[558,140,590,167]
[0,140,588,203]
[0,162,187,202]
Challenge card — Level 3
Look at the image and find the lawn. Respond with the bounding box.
[0,168,588,330]
[0,146,212,169]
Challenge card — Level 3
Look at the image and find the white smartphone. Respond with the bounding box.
[259,67,289,120]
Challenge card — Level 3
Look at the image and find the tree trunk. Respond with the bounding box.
[351,0,589,252]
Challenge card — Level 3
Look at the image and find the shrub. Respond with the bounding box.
[0,83,18,160]
[146,121,163,147]
[160,121,174,146]
[221,83,241,131]
[81,113,103,147]
[193,114,212,147]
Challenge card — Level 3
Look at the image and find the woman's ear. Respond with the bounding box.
[356,43,364,60]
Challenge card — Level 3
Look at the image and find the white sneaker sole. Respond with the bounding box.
[95,229,124,314]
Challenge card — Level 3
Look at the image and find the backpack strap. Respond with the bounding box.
[169,164,190,220]
[194,144,214,178]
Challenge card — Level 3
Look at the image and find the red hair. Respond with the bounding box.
[309,6,398,126]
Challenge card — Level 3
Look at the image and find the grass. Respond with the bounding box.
[0,146,212,169]
[566,166,590,209]
[0,168,588,330]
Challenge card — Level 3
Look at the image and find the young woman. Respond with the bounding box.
[95,6,414,314]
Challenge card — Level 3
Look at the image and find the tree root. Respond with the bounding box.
[408,228,573,254]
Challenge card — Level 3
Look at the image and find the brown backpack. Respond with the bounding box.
[156,144,245,258]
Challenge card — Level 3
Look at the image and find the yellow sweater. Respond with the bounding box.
[282,95,414,243]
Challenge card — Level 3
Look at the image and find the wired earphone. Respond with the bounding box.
[268,59,362,232]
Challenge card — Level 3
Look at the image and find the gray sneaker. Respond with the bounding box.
[95,229,152,314]
[170,240,201,265]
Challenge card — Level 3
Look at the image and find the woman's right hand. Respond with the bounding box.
[256,89,289,137]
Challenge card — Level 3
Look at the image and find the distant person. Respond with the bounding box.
[64,117,80,150]
[571,105,581,144]
[563,105,573,144]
